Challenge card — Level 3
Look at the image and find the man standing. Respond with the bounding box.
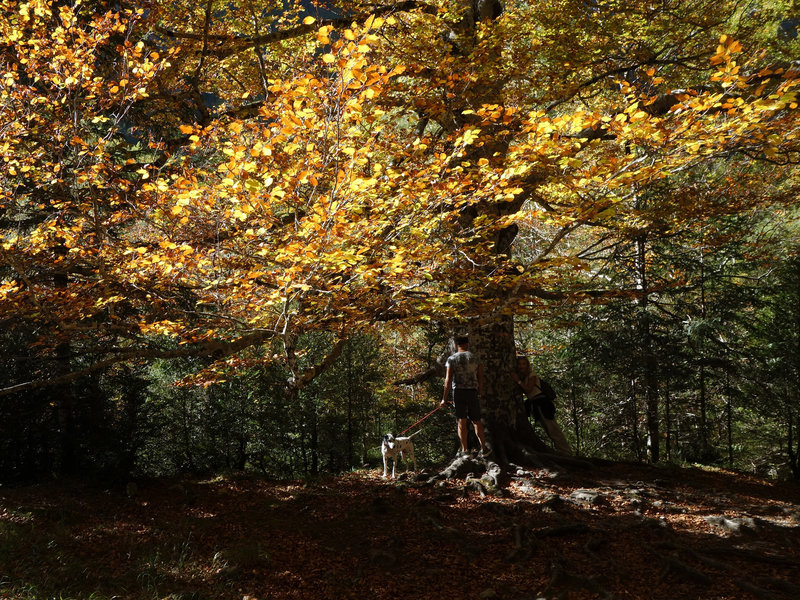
[441,336,491,457]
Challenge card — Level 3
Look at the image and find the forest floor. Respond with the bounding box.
[1,461,799,600]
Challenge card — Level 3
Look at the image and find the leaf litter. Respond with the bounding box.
[1,463,799,599]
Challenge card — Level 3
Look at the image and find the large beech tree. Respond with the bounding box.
[2,0,799,468]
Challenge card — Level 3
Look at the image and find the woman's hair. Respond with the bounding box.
[454,335,469,347]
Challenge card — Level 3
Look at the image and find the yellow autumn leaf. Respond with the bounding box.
[322,54,336,64]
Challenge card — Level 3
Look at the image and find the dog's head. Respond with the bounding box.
[382,433,396,446]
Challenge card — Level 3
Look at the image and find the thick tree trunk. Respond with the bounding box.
[635,235,660,462]
[431,322,587,485]
[52,237,77,475]
[628,379,643,461]
[428,1,583,478]
[789,409,799,480]
[698,250,709,448]
[726,369,733,469]
[665,386,672,461]
[457,318,552,469]
[346,348,354,469]
[568,372,582,455]
[790,264,800,479]
[311,402,319,475]
[55,342,76,475]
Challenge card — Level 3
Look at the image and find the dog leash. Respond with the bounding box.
[398,403,445,436]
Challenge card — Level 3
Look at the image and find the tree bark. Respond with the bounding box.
[789,409,799,480]
[698,248,709,448]
[469,317,550,464]
[635,234,660,462]
[55,341,77,475]
[665,386,672,461]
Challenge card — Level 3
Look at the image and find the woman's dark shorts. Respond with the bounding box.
[452,388,482,421]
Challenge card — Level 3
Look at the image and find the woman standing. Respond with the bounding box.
[513,356,573,456]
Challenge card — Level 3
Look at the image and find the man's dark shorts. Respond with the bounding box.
[453,388,482,421]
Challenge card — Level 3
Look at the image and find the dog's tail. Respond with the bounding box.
[408,429,424,438]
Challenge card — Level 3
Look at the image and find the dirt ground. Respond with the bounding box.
[1,461,799,599]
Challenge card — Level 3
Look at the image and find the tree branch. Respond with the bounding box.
[0,330,276,398]
[155,1,437,60]
[545,53,712,115]
[286,337,348,395]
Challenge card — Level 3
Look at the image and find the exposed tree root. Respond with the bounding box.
[699,544,800,567]
[734,579,780,600]
[756,577,800,597]
[657,555,712,586]
[431,434,592,485]
[464,477,488,498]
[650,538,800,597]
[421,435,799,600]
[540,564,616,600]
[536,523,592,538]
[429,454,485,482]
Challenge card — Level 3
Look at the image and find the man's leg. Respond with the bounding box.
[465,392,489,454]
[473,420,487,452]
[457,418,469,452]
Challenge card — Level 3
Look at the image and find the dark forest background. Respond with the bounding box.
[4,229,800,483]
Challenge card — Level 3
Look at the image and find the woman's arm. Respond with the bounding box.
[514,373,539,396]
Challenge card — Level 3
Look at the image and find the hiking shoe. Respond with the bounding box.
[479,448,493,459]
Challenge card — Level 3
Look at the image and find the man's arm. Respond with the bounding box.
[441,366,453,405]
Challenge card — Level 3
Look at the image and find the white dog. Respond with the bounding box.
[381,433,418,478]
